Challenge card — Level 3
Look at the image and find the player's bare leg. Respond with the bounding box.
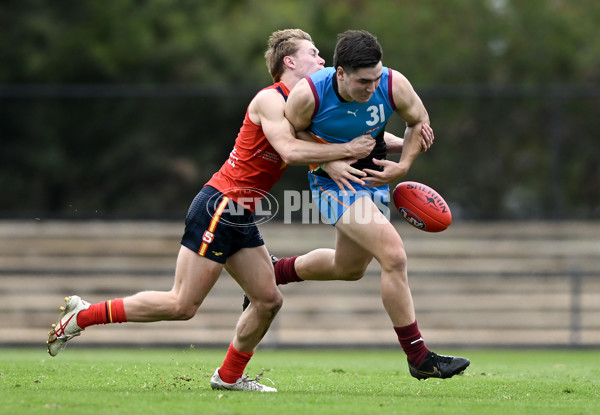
[123,246,222,321]
[47,246,222,356]
[334,197,469,379]
[257,232,372,294]
[226,246,282,352]
[210,245,282,392]
[334,197,415,326]
[292,228,373,282]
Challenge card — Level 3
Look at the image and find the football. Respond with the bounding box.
[392,181,452,232]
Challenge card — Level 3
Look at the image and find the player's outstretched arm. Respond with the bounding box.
[363,70,430,186]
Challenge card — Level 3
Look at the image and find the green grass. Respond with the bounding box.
[1,348,599,415]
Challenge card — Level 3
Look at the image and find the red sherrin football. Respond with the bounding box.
[393,181,452,232]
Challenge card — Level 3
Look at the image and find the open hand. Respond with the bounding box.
[321,159,367,195]
[362,159,407,187]
[420,124,434,152]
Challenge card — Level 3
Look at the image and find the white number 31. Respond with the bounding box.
[366,104,386,127]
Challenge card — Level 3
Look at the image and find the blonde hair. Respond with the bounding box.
[265,29,313,82]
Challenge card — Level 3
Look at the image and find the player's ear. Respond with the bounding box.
[283,56,295,69]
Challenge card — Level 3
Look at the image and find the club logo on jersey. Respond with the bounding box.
[206,187,279,227]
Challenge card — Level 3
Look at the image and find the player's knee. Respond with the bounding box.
[253,290,283,318]
[174,306,198,321]
[335,258,369,281]
[379,247,407,273]
[338,267,365,281]
[265,291,283,315]
[170,300,201,321]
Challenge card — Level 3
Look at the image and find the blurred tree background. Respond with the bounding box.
[1,0,599,220]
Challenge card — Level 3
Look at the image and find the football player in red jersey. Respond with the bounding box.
[46,29,377,392]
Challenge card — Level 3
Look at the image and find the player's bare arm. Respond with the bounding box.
[363,70,430,186]
[296,130,374,160]
[384,124,434,154]
[284,78,315,131]
[253,88,374,164]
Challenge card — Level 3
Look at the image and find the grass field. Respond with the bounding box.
[1,347,598,415]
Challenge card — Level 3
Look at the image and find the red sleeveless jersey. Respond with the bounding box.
[204,82,289,212]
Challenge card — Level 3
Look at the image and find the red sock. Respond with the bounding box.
[394,321,430,367]
[218,343,253,384]
[274,256,303,285]
[77,299,127,329]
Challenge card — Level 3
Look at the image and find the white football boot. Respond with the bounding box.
[46,295,90,356]
[210,367,277,392]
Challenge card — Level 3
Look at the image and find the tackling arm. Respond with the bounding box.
[384,132,404,154]
[257,85,374,165]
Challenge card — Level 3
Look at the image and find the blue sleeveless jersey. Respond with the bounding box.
[306,66,396,144]
[305,67,396,225]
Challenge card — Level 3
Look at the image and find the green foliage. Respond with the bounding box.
[1,1,599,218]
[1,348,599,415]
[4,0,599,84]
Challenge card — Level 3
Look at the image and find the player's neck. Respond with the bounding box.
[333,76,353,102]
[279,71,304,91]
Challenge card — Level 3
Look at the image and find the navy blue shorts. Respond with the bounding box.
[181,186,264,264]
